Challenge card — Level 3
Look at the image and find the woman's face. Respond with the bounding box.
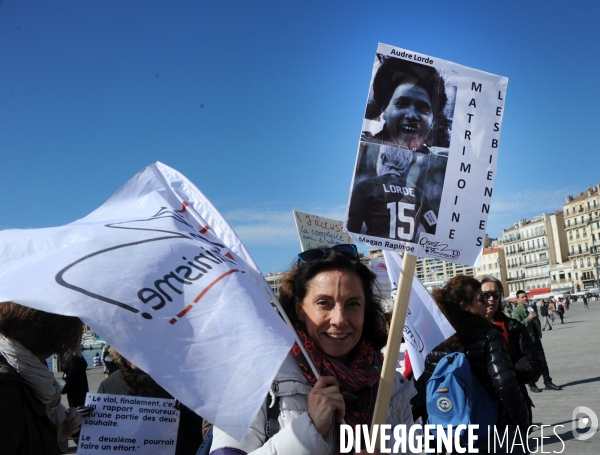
[297,269,365,363]
[481,281,501,320]
[462,288,488,318]
[384,82,433,150]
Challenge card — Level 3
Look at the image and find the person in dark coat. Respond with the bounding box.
[414,276,530,451]
[480,276,542,427]
[97,348,204,455]
[0,302,84,455]
[61,350,89,408]
[539,300,552,330]
[512,290,562,392]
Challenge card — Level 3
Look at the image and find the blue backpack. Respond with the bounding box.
[426,351,498,439]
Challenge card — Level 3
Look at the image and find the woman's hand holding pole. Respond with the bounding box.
[307,376,346,437]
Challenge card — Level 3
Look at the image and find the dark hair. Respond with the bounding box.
[0,302,83,358]
[432,276,493,343]
[479,275,505,312]
[368,56,448,122]
[108,348,170,398]
[373,57,448,115]
[278,249,388,350]
[479,275,504,297]
[516,290,526,298]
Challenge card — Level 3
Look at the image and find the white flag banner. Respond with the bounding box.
[0,162,295,441]
[382,251,455,378]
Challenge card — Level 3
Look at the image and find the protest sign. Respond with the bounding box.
[0,162,296,440]
[383,251,455,379]
[78,393,179,455]
[344,44,508,443]
[369,259,392,304]
[345,43,508,267]
[293,210,353,251]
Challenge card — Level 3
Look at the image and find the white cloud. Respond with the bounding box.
[488,185,581,219]
[224,204,348,246]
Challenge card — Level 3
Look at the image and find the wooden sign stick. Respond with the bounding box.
[370,253,416,447]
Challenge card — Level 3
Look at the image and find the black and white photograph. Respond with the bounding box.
[346,44,507,264]
[347,54,455,244]
[361,54,456,151]
[346,141,447,243]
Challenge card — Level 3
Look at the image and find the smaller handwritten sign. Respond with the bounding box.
[293,210,353,252]
[78,393,179,455]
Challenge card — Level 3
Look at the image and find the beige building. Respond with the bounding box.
[415,257,476,292]
[366,248,477,292]
[563,184,600,292]
[549,261,573,294]
[501,213,568,297]
[475,248,507,292]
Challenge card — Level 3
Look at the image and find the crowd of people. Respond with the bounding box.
[0,244,577,454]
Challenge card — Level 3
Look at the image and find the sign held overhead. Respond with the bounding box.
[345,43,508,267]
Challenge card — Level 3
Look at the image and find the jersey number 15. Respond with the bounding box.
[386,202,415,240]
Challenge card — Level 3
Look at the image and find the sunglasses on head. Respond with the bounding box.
[297,244,358,263]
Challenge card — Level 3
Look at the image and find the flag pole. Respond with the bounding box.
[269,290,320,380]
[370,253,416,445]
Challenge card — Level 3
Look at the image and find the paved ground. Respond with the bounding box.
[56,299,600,454]
[524,297,600,454]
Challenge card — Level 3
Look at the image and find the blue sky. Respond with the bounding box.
[1,0,599,274]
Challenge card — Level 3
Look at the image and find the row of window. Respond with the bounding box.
[551,272,572,281]
[503,226,546,243]
[508,266,549,280]
[568,228,595,240]
[566,216,600,228]
[505,237,547,254]
[573,257,596,269]
[507,252,547,268]
[569,243,598,255]
[565,199,598,216]
[508,279,550,293]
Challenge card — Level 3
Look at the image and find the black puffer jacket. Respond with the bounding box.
[503,316,542,386]
[501,314,542,427]
[415,315,529,429]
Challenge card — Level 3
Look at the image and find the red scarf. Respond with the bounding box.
[291,326,382,429]
[493,309,510,349]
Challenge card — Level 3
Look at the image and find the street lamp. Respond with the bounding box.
[587,214,600,292]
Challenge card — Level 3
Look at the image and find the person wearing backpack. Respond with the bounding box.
[480,276,542,428]
[414,276,529,452]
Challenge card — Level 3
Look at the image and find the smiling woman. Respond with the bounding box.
[208,245,419,454]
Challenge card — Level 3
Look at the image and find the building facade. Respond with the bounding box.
[549,261,573,295]
[415,257,476,292]
[475,248,507,293]
[501,213,568,297]
[563,184,600,292]
[365,248,477,292]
